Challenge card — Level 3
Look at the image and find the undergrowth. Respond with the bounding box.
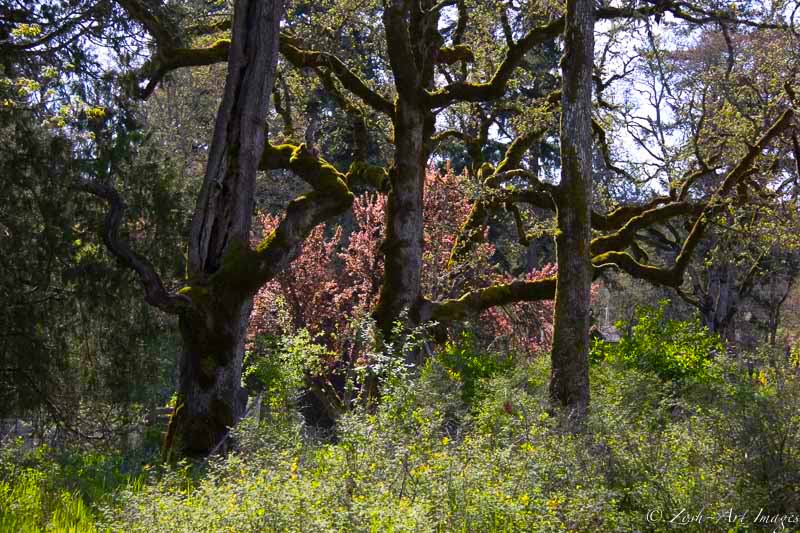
[2,318,798,532]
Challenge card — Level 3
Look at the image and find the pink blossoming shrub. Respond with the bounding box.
[249,193,385,355]
[248,169,557,359]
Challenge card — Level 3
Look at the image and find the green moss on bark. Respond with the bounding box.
[178,285,211,307]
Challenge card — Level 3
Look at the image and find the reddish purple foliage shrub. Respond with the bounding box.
[249,169,556,358]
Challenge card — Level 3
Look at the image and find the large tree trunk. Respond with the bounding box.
[166,0,281,458]
[167,301,251,457]
[374,1,439,350]
[374,99,428,340]
[548,0,594,418]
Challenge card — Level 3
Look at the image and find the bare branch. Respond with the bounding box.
[425,18,564,108]
[75,179,190,314]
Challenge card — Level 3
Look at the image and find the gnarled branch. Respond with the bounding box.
[425,18,564,108]
[591,107,796,288]
[433,107,795,321]
[195,143,372,297]
[118,3,396,116]
[76,179,190,314]
[280,38,395,115]
[421,276,557,322]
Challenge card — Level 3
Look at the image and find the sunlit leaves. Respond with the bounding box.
[10,23,43,39]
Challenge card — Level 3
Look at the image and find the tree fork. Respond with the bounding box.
[168,0,282,458]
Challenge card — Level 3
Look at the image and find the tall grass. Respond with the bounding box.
[0,468,96,531]
[0,439,148,531]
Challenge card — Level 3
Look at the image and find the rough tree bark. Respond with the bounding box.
[548,0,594,417]
[373,0,439,346]
[166,0,282,458]
[85,0,384,457]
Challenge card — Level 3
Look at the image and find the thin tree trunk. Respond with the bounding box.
[166,0,282,458]
[548,0,594,418]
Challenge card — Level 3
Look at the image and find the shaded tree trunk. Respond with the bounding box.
[167,301,252,457]
[548,0,594,417]
[166,0,282,458]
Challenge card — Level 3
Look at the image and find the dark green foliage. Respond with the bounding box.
[0,112,185,423]
[591,300,724,384]
[1,35,190,426]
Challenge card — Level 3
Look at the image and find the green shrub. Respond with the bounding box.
[438,331,514,404]
[98,356,635,532]
[6,328,798,533]
[79,349,800,532]
[703,350,800,515]
[244,330,330,395]
[591,300,723,384]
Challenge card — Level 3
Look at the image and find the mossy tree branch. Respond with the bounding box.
[421,276,557,322]
[589,201,705,256]
[190,143,386,300]
[116,0,182,49]
[133,35,397,115]
[431,108,796,321]
[138,40,231,98]
[591,196,673,231]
